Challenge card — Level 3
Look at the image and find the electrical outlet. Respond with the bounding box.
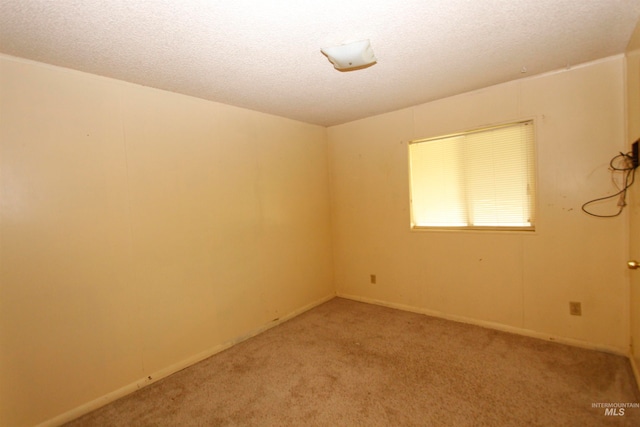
[370,274,376,284]
[569,301,582,316]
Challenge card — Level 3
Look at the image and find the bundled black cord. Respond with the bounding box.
[581,151,636,217]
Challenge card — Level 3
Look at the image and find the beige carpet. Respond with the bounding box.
[65,298,640,426]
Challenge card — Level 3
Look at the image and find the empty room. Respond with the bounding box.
[4,1,640,426]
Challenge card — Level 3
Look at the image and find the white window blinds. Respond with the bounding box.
[409,120,536,230]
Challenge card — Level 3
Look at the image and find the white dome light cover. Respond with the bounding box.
[321,39,377,71]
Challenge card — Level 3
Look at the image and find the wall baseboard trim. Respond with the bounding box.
[38,293,336,427]
[337,293,628,357]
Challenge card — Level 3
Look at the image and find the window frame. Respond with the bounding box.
[408,119,538,233]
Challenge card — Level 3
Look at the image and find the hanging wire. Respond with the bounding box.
[581,151,636,218]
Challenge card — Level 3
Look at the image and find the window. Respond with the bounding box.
[408,120,536,231]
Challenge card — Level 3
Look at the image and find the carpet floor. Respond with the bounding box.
[65,297,640,426]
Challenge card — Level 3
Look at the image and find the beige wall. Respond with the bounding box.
[626,21,640,375]
[329,57,628,352]
[0,56,334,427]
[0,52,634,427]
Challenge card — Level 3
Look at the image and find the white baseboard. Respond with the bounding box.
[38,293,336,427]
[337,293,628,357]
[39,291,633,426]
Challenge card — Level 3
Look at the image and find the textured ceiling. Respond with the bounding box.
[1,1,640,127]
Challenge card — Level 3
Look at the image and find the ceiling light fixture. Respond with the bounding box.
[321,39,376,71]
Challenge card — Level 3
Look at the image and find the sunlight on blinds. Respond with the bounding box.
[409,135,466,226]
[409,121,535,230]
